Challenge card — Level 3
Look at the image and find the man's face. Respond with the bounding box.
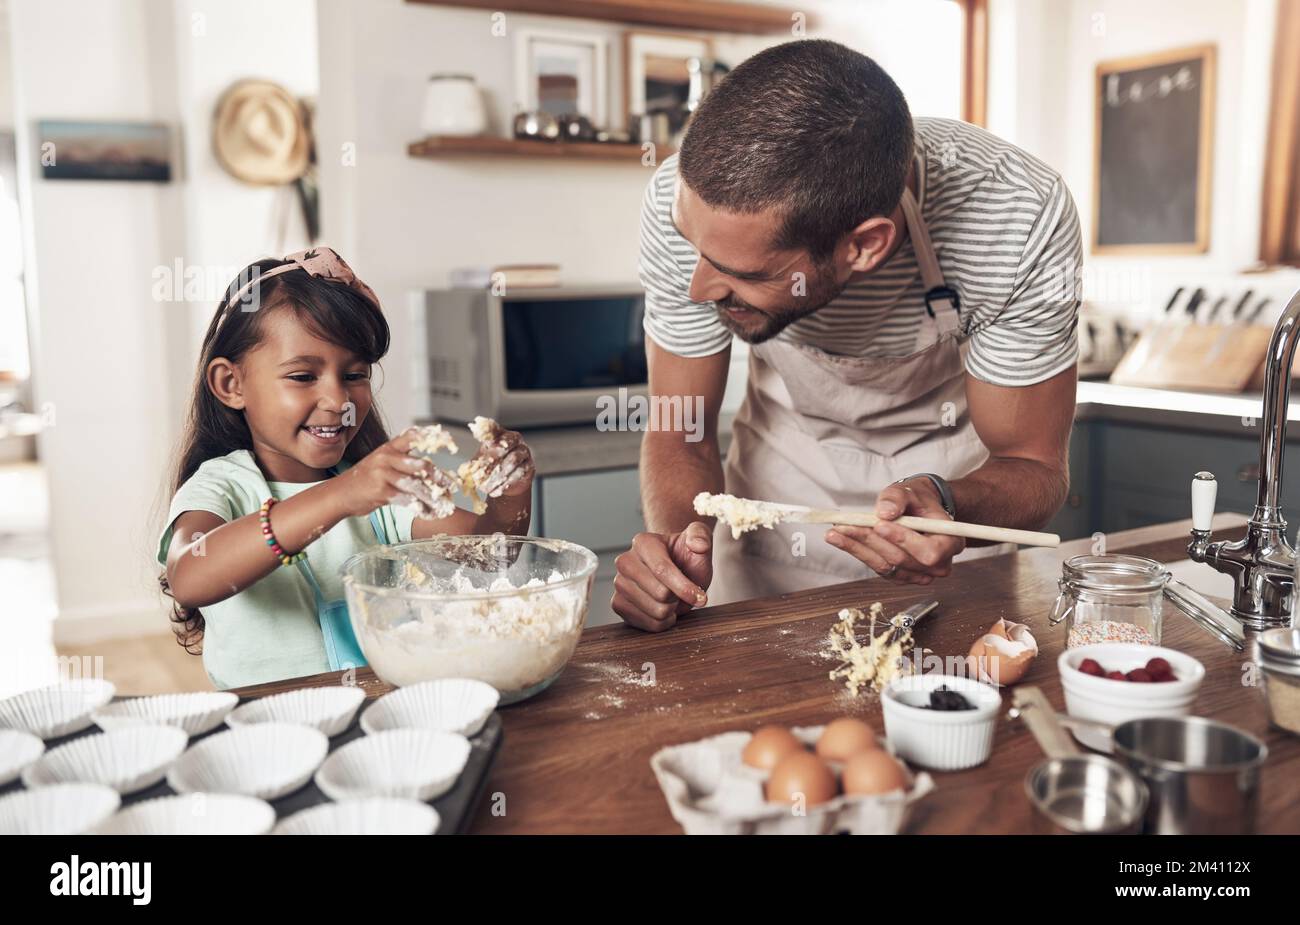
[671,181,848,344]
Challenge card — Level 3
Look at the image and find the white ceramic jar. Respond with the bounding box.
[420,74,487,137]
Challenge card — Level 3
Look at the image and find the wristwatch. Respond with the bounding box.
[894,473,957,519]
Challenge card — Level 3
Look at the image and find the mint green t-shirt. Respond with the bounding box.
[157,449,417,690]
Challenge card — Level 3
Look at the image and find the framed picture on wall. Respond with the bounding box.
[514,29,609,128]
[1093,44,1216,254]
[624,31,713,136]
[38,121,172,182]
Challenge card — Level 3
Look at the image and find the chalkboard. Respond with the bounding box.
[1093,45,1215,254]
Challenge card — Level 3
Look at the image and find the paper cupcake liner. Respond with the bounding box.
[94,793,275,835]
[0,783,120,835]
[93,691,238,737]
[167,723,328,801]
[360,679,498,737]
[0,679,116,740]
[273,798,440,835]
[315,728,471,802]
[22,724,188,794]
[0,729,45,786]
[226,686,364,737]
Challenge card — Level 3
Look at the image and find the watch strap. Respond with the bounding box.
[895,472,957,518]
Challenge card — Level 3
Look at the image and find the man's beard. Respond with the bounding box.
[714,269,845,344]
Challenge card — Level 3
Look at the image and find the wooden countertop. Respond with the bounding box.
[233,513,1299,834]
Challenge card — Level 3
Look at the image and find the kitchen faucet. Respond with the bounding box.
[1187,290,1300,630]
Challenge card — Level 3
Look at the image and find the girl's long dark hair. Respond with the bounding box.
[162,257,392,654]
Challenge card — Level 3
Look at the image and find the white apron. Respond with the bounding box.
[710,183,1011,605]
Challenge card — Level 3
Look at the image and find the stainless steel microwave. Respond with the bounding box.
[420,286,649,428]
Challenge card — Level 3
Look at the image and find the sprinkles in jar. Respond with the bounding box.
[1067,620,1155,648]
[1050,554,1167,648]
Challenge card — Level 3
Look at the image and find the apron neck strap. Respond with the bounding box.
[254,462,387,607]
[900,186,961,330]
[295,558,328,607]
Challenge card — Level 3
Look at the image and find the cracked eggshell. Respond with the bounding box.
[967,618,1038,687]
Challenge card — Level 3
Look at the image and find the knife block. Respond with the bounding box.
[1109,321,1273,392]
[1245,346,1300,391]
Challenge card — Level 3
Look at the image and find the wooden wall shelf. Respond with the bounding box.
[404,0,811,35]
[409,135,674,162]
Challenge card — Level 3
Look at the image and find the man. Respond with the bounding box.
[613,39,1079,632]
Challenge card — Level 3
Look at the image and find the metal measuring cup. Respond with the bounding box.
[1010,687,1149,835]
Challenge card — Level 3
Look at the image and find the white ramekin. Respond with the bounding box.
[882,674,1002,770]
[1058,643,1204,751]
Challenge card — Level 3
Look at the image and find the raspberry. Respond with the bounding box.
[1126,668,1154,683]
[1107,671,1126,681]
[1078,658,1105,677]
[1145,657,1171,674]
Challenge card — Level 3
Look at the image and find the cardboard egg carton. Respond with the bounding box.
[649,725,934,835]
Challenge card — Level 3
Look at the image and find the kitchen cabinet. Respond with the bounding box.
[1044,420,1094,542]
[1052,419,1300,542]
[1096,422,1281,535]
[535,467,644,627]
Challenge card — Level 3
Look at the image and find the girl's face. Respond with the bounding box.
[210,307,374,482]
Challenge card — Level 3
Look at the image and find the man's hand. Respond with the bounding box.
[825,478,964,586]
[612,521,713,632]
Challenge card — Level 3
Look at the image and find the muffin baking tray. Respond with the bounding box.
[0,695,502,835]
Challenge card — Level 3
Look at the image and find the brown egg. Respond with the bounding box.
[815,717,879,762]
[967,618,1039,687]
[766,751,838,807]
[742,725,804,770]
[842,750,909,796]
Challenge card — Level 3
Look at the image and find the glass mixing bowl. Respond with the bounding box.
[341,535,597,704]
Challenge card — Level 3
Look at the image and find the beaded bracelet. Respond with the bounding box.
[259,497,306,566]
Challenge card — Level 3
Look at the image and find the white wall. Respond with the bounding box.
[9,0,319,644]
[987,0,1071,172]
[172,0,319,342]
[315,0,963,429]
[990,0,1300,315]
[11,0,186,642]
[165,0,320,418]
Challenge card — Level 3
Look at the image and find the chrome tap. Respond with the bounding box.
[1187,290,1300,630]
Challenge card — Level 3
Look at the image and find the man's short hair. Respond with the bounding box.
[678,39,914,262]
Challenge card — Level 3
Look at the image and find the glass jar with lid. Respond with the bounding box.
[1049,554,1168,648]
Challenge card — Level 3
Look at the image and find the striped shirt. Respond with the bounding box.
[638,117,1081,386]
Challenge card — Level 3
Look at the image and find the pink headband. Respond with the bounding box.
[222,246,380,313]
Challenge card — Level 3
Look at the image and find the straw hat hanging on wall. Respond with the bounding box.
[212,79,310,186]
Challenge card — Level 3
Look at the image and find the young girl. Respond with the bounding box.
[159,247,534,690]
